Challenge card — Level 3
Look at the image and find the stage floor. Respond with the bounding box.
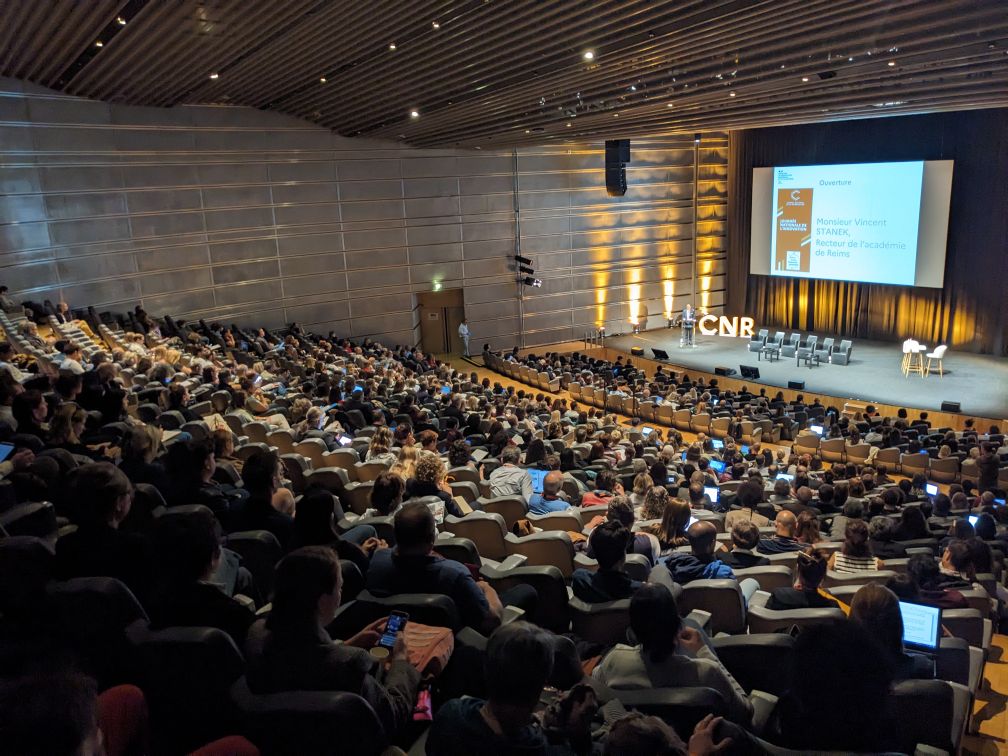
[604,330,1008,420]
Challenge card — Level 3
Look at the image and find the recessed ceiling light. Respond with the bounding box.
[729,92,736,97]
[801,76,809,82]
[667,102,674,107]
[409,110,419,118]
[389,42,397,50]
[209,72,219,80]
[320,77,327,83]
[432,21,440,29]
[848,56,854,62]
[888,61,896,66]
[94,40,103,47]
[116,16,126,25]
[583,50,595,61]
[525,129,531,134]
[566,122,572,127]
[613,113,619,117]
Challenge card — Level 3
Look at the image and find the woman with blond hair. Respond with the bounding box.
[365,426,397,467]
[389,444,419,481]
[404,452,462,522]
[629,472,654,509]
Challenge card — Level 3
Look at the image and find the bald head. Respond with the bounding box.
[542,470,563,497]
[775,510,797,537]
[686,520,718,557]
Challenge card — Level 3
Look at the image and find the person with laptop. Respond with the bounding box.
[850,584,936,680]
[527,470,569,515]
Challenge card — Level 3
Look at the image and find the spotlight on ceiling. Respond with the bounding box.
[801,76,809,82]
[888,60,896,66]
[209,72,219,80]
[95,40,103,47]
[523,277,543,288]
[583,50,595,61]
[320,77,327,83]
[389,42,397,50]
[409,110,419,118]
[514,255,533,265]
[432,20,440,29]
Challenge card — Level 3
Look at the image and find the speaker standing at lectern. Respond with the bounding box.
[681,303,696,347]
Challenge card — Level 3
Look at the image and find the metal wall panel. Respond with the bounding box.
[0,80,725,347]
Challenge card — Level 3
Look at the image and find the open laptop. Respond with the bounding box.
[528,467,549,495]
[703,486,720,504]
[808,424,824,435]
[899,601,942,653]
[711,439,724,450]
[708,459,726,475]
[925,482,939,498]
[776,473,794,482]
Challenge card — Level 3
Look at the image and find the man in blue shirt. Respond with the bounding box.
[366,502,536,634]
[528,470,569,515]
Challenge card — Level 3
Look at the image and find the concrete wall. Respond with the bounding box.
[0,77,727,349]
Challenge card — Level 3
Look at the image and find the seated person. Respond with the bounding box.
[905,553,969,609]
[55,463,152,602]
[426,622,594,756]
[592,583,753,725]
[486,445,533,503]
[868,516,908,559]
[366,503,536,634]
[723,480,770,529]
[662,522,761,605]
[828,519,883,572]
[572,521,641,603]
[767,547,840,611]
[404,452,464,522]
[231,450,294,550]
[719,521,770,569]
[757,510,803,554]
[850,584,934,680]
[361,470,405,519]
[935,539,977,589]
[148,508,255,647]
[164,439,247,523]
[528,470,569,515]
[244,547,420,735]
[580,468,623,508]
[774,621,897,751]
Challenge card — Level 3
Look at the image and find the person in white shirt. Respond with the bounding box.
[60,345,86,375]
[458,319,471,357]
[0,343,28,383]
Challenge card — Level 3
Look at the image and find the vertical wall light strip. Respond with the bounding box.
[513,146,525,349]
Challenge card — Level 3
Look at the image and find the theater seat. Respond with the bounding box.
[478,496,528,530]
[480,561,570,634]
[711,634,796,696]
[678,579,746,635]
[525,511,583,533]
[822,569,897,589]
[569,596,632,646]
[353,589,462,632]
[227,530,282,599]
[504,530,596,577]
[892,678,970,755]
[732,566,793,592]
[127,624,245,753]
[613,687,728,741]
[442,512,509,560]
[746,590,845,634]
[230,677,387,756]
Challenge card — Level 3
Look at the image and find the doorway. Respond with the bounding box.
[416,288,466,357]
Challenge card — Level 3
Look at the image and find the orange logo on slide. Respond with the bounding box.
[775,188,813,272]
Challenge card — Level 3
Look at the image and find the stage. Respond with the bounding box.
[600,330,1008,421]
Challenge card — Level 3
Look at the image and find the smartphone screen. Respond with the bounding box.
[378,611,408,650]
[0,443,13,463]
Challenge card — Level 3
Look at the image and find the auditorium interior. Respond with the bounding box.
[1,1,1008,754]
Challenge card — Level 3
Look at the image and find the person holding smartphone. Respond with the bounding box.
[244,547,420,738]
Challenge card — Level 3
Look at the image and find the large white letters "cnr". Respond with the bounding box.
[698,315,755,338]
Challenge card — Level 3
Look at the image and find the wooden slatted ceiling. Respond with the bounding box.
[2,0,1006,147]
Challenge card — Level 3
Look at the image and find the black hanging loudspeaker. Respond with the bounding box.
[605,139,630,197]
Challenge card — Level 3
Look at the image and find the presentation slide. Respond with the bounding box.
[750,160,953,288]
[772,162,923,285]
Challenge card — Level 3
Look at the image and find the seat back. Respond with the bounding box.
[569,597,631,645]
[354,589,462,631]
[526,511,583,533]
[678,579,746,635]
[711,634,796,695]
[127,624,245,752]
[442,512,508,560]
[892,679,956,754]
[227,530,283,600]
[230,677,387,756]
[0,501,58,540]
[614,687,727,740]
[504,530,576,576]
[479,496,527,530]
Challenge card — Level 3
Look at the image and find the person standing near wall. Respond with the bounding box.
[458,319,471,357]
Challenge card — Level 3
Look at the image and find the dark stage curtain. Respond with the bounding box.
[727,109,1008,356]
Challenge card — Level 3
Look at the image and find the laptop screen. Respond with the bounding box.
[711,439,724,450]
[708,459,726,475]
[899,601,942,651]
[704,486,720,503]
[641,426,653,437]
[925,482,939,497]
[740,444,749,454]
[808,424,824,435]
[528,468,549,495]
[776,473,794,482]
